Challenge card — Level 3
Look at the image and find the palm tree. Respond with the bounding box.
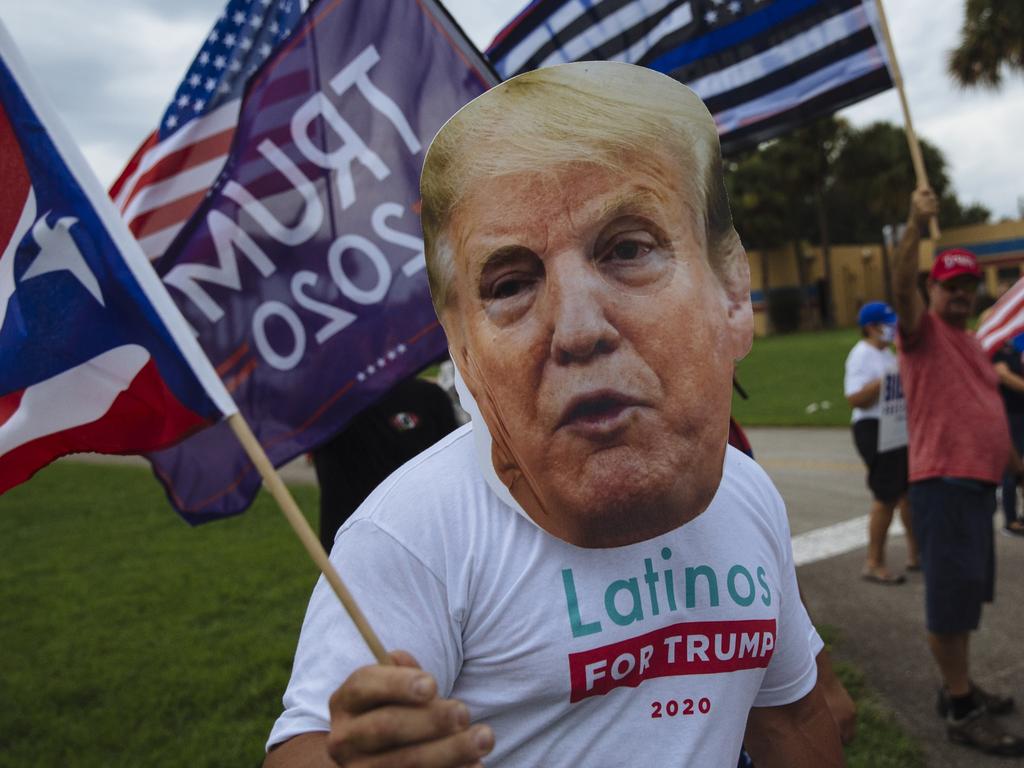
[948,0,1024,88]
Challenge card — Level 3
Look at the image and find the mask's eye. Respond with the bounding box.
[491,275,534,299]
[478,246,543,325]
[607,239,652,262]
[596,225,674,293]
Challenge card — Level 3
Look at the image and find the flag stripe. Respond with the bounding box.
[113,100,240,211]
[977,278,1024,353]
[511,0,686,74]
[129,189,209,241]
[138,224,187,262]
[609,4,695,64]
[702,27,878,113]
[487,0,892,156]
[0,358,211,494]
[720,62,890,153]
[123,153,230,221]
[687,4,870,102]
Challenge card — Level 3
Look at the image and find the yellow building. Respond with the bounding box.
[746,217,1024,336]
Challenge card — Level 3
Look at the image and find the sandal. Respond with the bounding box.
[861,568,906,585]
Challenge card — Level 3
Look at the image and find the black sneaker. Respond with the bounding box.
[947,707,1024,756]
[937,683,1015,717]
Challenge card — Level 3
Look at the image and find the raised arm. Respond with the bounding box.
[264,651,494,768]
[891,188,939,339]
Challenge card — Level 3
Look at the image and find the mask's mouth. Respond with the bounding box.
[557,390,642,431]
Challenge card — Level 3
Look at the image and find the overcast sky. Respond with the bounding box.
[2,0,1022,219]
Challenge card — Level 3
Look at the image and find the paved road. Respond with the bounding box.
[748,427,1024,768]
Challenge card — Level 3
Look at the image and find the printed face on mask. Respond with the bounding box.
[443,156,751,547]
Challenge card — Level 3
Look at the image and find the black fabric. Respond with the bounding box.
[852,418,908,503]
[312,378,458,551]
[910,478,996,634]
[994,346,1024,414]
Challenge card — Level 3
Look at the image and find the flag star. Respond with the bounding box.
[233,10,246,25]
[198,51,210,65]
[377,358,386,367]
[386,350,397,361]
[188,73,201,87]
[357,372,366,382]
[214,55,227,69]
[397,344,407,354]
[193,99,205,112]
[229,59,242,72]
[239,36,252,51]
[208,29,219,43]
[21,215,104,306]
[269,20,279,34]
[177,94,190,107]
[260,0,272,6]
[250,13,263,27]
[367,364,376,375]
[705,9,719,23]
[224,32,237,47]
[165,114,178,129]
[246,65,257,77]
[205,77,217,91]
[218,81,231,94]
[259,42,272,57]
[729,0,742,12]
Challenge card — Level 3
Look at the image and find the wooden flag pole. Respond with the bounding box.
[227,412,390,665]
[875,0,940,240]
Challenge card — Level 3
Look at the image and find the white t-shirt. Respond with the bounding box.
[268,426,818,767]
[844,339,897,422]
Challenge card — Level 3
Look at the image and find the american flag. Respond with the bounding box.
[976,276,1024,357]
[487,0,894,155]
[109,0,305,261]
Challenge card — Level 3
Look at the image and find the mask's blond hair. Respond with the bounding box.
[420,61,740,316]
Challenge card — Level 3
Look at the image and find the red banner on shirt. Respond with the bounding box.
[568,619,776,702]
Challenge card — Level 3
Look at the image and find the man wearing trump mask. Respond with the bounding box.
[265,61,842,768]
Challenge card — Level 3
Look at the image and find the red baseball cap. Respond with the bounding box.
[930,248,982,282]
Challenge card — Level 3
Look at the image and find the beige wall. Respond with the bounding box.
[747,217,1024,335]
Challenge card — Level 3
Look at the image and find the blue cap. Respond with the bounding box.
[858,301,896,327]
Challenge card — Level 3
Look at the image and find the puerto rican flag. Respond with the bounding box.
[0,23,236,496]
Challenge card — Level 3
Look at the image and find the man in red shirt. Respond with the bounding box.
[893,189,1023,756]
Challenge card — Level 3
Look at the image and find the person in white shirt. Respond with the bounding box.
[844,300,919,584]
[265,61,843,768]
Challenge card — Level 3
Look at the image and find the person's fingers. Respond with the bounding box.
[329,698,471,755]
[330,663,438,716]
[328,722,494,767]
[388,650,422,669]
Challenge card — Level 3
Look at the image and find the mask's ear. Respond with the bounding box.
[718,237,753,362]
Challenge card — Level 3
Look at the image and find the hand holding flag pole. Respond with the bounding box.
[0,20,389,665]
[874,0,941,241]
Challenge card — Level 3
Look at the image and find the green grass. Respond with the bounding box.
[818,625,926,768]
[0,462,320,768]
[733,327,862,426]
[1,462,923,765]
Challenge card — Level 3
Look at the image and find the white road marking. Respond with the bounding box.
[792,515,906,567]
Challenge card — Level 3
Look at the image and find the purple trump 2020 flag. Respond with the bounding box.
[0,22,236,495]
[148,0,496,521]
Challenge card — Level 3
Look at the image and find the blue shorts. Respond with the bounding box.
[909,478,995,634]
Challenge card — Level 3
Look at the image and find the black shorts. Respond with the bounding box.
[852,419,908,503]
[910,478,996,634]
